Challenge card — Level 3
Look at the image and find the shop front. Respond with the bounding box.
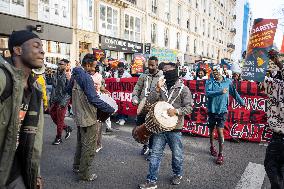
[99,35,143,63]
[0,13,72,65]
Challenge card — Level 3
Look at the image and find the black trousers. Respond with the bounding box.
[264,132,284,189]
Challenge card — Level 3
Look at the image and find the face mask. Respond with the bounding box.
[164,69,179,85]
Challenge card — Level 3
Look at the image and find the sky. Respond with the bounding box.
[249,0,284,49]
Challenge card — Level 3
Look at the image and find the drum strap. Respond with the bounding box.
[144,76,149,97]
[163,80,184,105]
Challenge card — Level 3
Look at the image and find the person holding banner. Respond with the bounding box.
[205,65,245,165]
[261,51,284,189]
[132,56,164,157]
[139,62,193,189]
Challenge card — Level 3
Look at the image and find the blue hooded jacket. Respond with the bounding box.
[66,67,114,113]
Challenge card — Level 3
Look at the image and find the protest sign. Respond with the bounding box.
[242,18,278,82]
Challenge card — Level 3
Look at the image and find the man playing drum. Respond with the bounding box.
[132,56,164,158]
[139,62,193,189]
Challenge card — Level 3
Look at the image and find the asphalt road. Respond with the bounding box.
[41,115,270,189]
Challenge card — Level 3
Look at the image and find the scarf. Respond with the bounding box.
[164,69,179,90]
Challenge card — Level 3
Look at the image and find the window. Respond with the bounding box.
[177,32,180,49]
[165,0,170,21]
[124,14,141,42]
[151,23,157,44]
[194,39,197,54]
[208,3,211,16]
[100,4,118,37]
[164,28,169,47]
[202,41,204,55]
[208,23,210,38]
[186,36,190,52]
[203,0,206,12]
[195,15,198,33]
[177,5,181,24]
[77,0,93,31]
[187,19,190,30]
[202,19,205,36]
[152,0,157,14]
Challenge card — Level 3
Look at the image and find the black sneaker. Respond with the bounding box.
[105,128,114,133]
[139,181,157,189]
[65,126,72,139]
[171,175,182,185]
[52,137,62,145]
[145,152,151,161]
[72,168,80,173]
[141,145,149,155]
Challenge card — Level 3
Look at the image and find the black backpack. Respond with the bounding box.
[0,68,13,102]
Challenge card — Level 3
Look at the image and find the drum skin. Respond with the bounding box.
[145,101,178,133]
[97,93,118,122]
[132,124,152,144]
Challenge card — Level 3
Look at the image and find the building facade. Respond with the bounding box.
[0,0,238,66]
[144,0,237,65]
[0,0,73,64]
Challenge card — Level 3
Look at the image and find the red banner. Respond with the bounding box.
[105,78,272,142]
[106,77,138,116]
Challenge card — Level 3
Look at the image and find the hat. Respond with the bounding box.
[117,62,125,68]
[58,59,70,65]
[32,64,46,75]
[8,30,40,54]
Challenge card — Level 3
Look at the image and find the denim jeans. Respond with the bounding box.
[146,132,183,182]
[264,133,284,189]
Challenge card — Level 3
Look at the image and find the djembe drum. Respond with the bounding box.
[132,101,178,144]
[137,97,152,115]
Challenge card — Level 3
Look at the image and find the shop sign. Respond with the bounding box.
[150,47,178,62]
[100,35,143,53]
[144,43,151,54]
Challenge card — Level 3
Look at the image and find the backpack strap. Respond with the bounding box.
[0,68,13,102]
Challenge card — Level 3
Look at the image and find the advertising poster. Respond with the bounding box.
[242,18,278,82]
[131,54,145,75]
[93,48,105,61]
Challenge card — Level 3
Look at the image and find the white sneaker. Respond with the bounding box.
[96,146,103,153]
[119,119,125,126]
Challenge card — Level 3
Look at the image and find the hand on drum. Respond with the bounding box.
[167,108,177,117]
[156,78,165,92]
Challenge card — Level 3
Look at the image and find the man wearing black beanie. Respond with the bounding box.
[0,30,45,189]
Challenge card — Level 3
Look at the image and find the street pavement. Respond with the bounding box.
[41,115,270,189]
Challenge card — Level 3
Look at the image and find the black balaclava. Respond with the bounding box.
[164,68,179,90]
